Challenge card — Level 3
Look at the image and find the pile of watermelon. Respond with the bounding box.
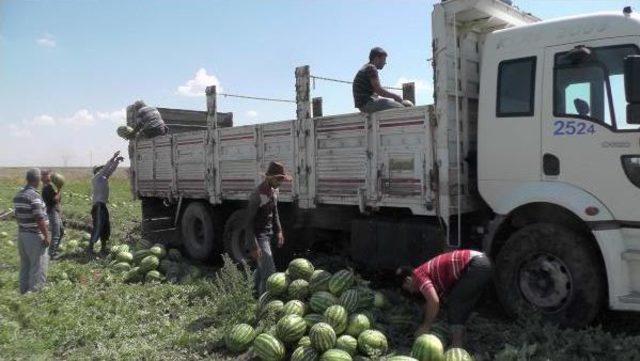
[106,242,164,283]
[225,257,474,361]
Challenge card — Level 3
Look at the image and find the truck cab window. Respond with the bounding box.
[554,45,640,130]
[497,57,536,117]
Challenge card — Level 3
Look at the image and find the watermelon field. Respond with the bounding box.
[1,167,640,361]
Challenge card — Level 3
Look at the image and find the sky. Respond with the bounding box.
[0,0,636,167]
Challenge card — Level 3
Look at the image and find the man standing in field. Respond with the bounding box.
[89,151,124,259]
[244,161,292,295]
[13,168,50,293]
[41,170,63,260]
[353,47,405,113]
[396,249,492,347]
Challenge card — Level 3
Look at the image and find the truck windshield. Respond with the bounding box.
[554,45,640,130]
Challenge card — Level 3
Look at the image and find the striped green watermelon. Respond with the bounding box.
[139,255,159,272]
[260,300,284,319]
[355,287,375,310]
[133,249,152,263]
[283,300,307,317]
[112,262,131,271]
[253,333,286,361]
[357,330,388,357]
[323,305,348,335]
[266,272,289,296]
[224,323,256,353]
[310,291,339,313]
[298,336,312,348]
[443,348,473,361]
[291,346,319,361]
[123,267,143,283]
[430,324,450,347]
[258,291,275,310]
[116,251,133,263]
[328,270,354,296]
[288,279,310,300]
[288,258,315,280]
[309,269,332,293]
[276,314,307,343]
[338,289,359,313]
[387,357,419,361]
[145,270,162,282]
[335,335,358,356]
[373,292,388,308]
[411,334,444,361]
[320,348,352,361]
[304,313,326,328]
[168,248,183,262]
[345,313,371,337]
[309,322,337,353]
[150,244,167,258]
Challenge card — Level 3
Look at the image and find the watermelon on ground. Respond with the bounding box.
[260,300,285,319]
[123,267,143,283]
[310,291,339,314]
[258,291,275,310]
[253,333,286,361]
[411,334,444,361]
[339,289,359,313]
[288,258,315,281]
[336,335,358,356]
[139,255,160,272]
[309,322,337,353]
[82,232,91,241]
[288,279,310,300]
[283,300,307,317]
[309,269,332,293]
[320,348,352,361]
[0,231,8,238]
[145,270,162,282]
[150,244,167,258]
[373,291,388,308]
[297,336,312,348]
[357,330,388,358]
[276,314,307,343]
[168,248,182,261]
[133,249,152,264]
[355,287,375,310]
[266,272,289,296]
[116,251,133,263]
[291,346,319,361]
[303,313,326,328]
[443,348,473,361]
[345,313,371,338]
[112,262,131,272]
[225,323,256,353]
[324,305,348,335]
[328,270,354,296]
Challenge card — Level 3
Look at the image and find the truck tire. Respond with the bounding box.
[181,202,217,261]
[223,209,251,264]
[495,223,605,327]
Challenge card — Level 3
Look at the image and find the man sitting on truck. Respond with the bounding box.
[130,100,169,139]
[244,161,292,295]
[396,249,492,347]
[353,47,405,113]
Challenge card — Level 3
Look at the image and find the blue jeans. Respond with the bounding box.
[253,231,276,295]
[362,97,404,113]
[47,210,62,256]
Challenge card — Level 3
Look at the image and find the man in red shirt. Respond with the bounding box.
[396,250,492,347]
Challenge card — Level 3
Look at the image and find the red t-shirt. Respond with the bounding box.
[412,250,478,300]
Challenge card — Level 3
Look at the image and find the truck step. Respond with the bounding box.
[621,250,640,261]
[619,292,640,304]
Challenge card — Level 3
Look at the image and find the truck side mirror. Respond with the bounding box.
[624,55,640,124]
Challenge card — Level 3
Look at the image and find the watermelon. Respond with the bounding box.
[0,231,7,238]
[139,255,160,272]
[258,291,275,310]
[123,267,142,283]
[355,287,375,310]
[304,313,326,328]
[112,262,131,271]
[145,270,162,282]
[336,335,358,356]
[324,305,348,335]
[373,292,388,308]
[225,323,256,353]
[67,239,79,249]
[345,313,371,337]
[310,291,339,313]
[266,272,289,296]
[288,279,310,300]
[80,240,90,249]
[298,336,312,348]
[133,249,152,263]
[431,324,450,347]
[283,300,307,317]
[168,248,183,261]
[328,270,354,296]
[158,259,175,274]
[291,346,319,361]
[139,239,153,249]
[411,334,444,361]
[253,333,286,361]
[150,244,167,258]
[82,232,91,241]
[260,300,284,319]
[309,322,337,353]
[309,269,332,293]
[387,357,419,361]
[339,289,359,313]
[51,172,65,189]
[116,125,134,139]
[116,251,133,263]
[443,348,473,361]
[288,258,315,281]
[276,314,307,343]
[320,349,352,361]
[357,330,388,357]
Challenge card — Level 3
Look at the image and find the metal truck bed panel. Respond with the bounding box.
[175,131,207,197]
[219,125,258,199]
[261,121,294,201]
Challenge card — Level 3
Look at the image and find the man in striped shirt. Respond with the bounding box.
[131,100,168,139]
[13,168,50,293]
[89,151,124,258]
[397,249,492,347]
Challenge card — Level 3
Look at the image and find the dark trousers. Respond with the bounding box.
[447,254,492,326]
[90,202,110,253]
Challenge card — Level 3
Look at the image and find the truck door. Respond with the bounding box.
[541,39,640,222]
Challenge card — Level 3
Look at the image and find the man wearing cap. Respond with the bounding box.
[41,170,64,259]
[13,168,50,293]
[244,161,292,294]
[89,151,125,259]
[353,47,405,113]
[396,249,492,347]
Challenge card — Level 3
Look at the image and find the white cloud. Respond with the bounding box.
[30,114,56,126]
[8,124,32,138]
[97,108,126,124]
[177,68,222,97]
[36,33,56,48]
[246,110,258,118]
[62,109,94,127]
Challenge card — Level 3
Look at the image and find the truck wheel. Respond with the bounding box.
[223,209,251,264]
[495,223,605,327]
[181,202,217,261]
